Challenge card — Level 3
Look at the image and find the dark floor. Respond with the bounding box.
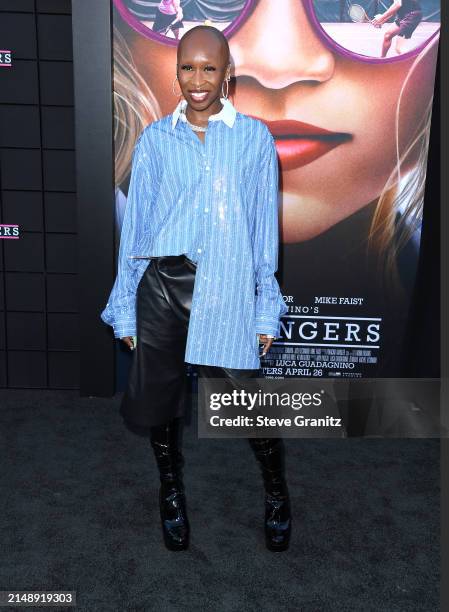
[0,390,439,612]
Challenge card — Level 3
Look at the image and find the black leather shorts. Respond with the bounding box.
[120,254,259,435]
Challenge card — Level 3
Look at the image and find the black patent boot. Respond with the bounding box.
[248,437,291,551]
[149,417,189,551]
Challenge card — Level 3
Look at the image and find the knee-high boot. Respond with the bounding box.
[248,437,291,551]
[149,416,189,551]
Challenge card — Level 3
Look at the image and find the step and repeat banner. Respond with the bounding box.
[111,0,440,385]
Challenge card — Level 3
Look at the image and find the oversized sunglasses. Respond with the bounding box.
[113,0,440,64]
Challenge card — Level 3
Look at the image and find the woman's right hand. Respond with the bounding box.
[121,336,135,350]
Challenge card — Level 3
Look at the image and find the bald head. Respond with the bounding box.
[176,25,231,117]
[177,25,230,65]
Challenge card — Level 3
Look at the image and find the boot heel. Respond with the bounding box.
[159,486,189,551]
[264,493,291,551]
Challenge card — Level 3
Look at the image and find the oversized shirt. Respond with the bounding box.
[100,97,288,369]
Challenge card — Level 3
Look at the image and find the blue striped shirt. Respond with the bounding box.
[100,97,287,369]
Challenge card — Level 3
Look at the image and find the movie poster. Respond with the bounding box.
[111,0,440,387]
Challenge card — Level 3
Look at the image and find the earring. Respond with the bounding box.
[172,76,182,97]
[221,77,230,99]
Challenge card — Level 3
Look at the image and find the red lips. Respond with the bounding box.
[250,117,352,171]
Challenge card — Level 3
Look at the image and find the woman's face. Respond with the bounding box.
[176,31,231,117]
[125,0,439,242]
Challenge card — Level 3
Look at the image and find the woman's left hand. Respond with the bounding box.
[258,334,275,356]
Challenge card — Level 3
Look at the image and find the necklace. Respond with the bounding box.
[183,110,208,132]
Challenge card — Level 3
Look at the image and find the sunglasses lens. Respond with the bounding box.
[311,1,440,60]
[116,0,253,43]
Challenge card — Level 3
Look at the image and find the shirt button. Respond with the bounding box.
[205,166,210,171]
[197,248,202,253]
[204,208,209,213]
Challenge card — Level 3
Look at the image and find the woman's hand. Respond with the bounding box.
[258,334,275,357]
[121,336,135,350]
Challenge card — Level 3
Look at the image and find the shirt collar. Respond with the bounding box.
[171,97,236,130]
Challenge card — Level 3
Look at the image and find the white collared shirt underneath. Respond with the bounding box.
[171,97,236,130]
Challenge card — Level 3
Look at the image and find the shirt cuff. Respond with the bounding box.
[101,310,136,339]
[113,324,137,339]
[255,316,281,338]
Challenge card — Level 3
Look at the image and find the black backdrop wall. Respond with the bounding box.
[0,0,77,389]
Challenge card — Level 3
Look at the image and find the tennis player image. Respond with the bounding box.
[371,1,424,57]
[152,0,184,40]
[123,0,184,38]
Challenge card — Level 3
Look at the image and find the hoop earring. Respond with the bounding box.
[221,78,229,99]
[172,76,182,97]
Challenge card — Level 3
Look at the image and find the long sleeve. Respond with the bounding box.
[253,130,288,337]
[100,130,156,338]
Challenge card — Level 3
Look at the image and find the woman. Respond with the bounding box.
[101,25,291,552]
